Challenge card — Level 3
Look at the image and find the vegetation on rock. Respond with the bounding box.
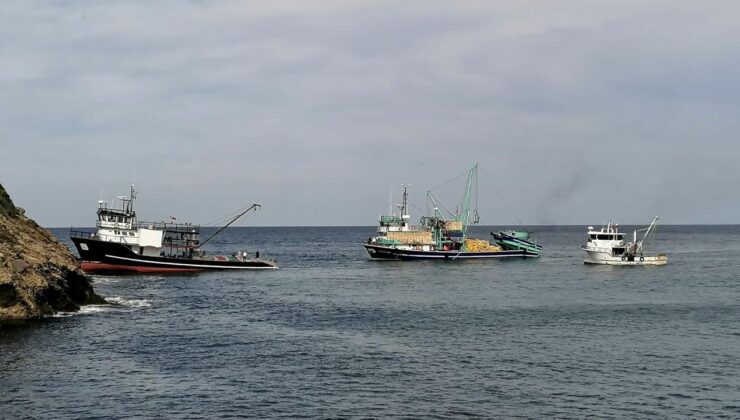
[0,184,18,218]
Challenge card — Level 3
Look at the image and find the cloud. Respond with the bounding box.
[1,1,739,225]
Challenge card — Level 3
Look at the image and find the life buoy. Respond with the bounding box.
[621,256,626,261]
[639,256,644,262]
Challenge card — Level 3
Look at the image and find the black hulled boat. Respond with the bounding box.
[70,186,277,273]
[363,165,542,260]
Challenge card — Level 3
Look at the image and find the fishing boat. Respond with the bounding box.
[70,185,277,272]
[582,217,667,266]
[363,164,541,260]
[491,230,542,254]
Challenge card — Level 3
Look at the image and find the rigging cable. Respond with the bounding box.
[427,190,457,219]
[479,166,525,226]
[202,205,259,227]
[427,168,471,192]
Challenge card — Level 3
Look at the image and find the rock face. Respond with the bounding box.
[0,184,105,320]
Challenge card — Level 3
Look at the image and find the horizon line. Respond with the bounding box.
[47,223,740,229]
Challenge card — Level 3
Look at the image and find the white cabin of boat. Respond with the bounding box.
[585,222,629,257]
[582,217,667,265]
[78,185,200,258]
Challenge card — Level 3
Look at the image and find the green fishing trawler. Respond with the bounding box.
[363,164,541,260]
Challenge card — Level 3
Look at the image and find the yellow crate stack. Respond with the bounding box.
[386,231,434,245]
[442,221,463,231]
[464,239,502,253]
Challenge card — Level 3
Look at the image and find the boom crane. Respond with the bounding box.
[198,204,261,248]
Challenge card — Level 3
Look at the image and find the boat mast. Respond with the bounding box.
[127,184,136,213]
[399,184,410,229]
[458,164,478,234]
[473,166,480,224]
[388,184,394,216]
[426,190,445,220]
[118,184,136,215]
[400,184,409,218]
[198,204,261,248]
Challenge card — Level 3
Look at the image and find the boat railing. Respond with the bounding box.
[584,244,632,255]
[96,221,135,230]
[70,229,95,239]
[70,229,134,246]
[584,244,613,251]
[137,221,200,234]
[95,233,139,245]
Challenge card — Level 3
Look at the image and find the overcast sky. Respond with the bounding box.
[2,1,739,226]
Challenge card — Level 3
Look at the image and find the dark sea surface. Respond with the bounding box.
[2,225,740,418]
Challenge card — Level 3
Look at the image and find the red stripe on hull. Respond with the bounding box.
[80,262,204,273]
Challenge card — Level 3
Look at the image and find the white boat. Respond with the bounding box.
[582,217,667,266]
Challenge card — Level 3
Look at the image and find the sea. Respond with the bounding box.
[1,225,739,418]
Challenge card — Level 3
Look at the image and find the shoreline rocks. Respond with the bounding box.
[0,184,105,321]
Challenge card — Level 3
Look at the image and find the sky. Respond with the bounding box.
[1,0,739,226]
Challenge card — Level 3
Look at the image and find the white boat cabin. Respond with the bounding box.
[585,222,629,256]
[95,194,165,257]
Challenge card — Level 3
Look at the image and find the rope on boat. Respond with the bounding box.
[450,248,465,261]
[427,168,471,192]
[202,205,260,227]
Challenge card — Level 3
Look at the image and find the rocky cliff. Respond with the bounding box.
[0,184,104,320]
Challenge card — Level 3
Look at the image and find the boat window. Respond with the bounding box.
[597,234,612,240]
[589,234,597,240]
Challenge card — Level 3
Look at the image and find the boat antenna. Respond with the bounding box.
[199,204,261,248]
[389,184,394,216]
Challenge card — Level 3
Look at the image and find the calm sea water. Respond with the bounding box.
[1,225,739,418]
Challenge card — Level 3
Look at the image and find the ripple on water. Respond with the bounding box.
[2,226,740,418]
